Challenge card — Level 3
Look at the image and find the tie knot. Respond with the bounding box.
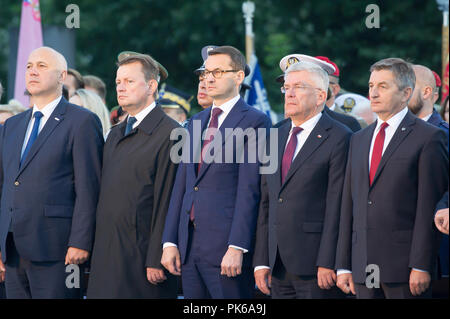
[380,122,389,131]
[128,116,137,126]
[292,126,303,135]
[33,111,43,119]
[211,108,223,119]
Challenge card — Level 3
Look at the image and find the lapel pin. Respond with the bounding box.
[54,117,60,121]
[401,127,405,131]
[317,134,322,138]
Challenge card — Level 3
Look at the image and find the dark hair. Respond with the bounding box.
[83,75,107,100]
[370,58,415,92]
[441,95,449,121]
[117,54,159,98]
[208,46,246,72]
[67,68,85,89]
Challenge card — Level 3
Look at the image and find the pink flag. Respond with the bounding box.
[14,0,43,107]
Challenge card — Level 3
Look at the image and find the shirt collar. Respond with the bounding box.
[291,112,322,133]
[129,101,156,126]
[32,96,62,118]
[212,95,240,115]
[421,112,433,122]
[375,106,408,132]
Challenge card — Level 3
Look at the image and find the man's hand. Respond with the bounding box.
[409,269,431,296]
[317,267,337,290]
[254,268,271,295]
[336,273,355,295]
[161,246,181,276]
[221,247,243,277]
[0,252,5,283]
[146,267,167,285]
[434,208,449,235]
[64,247,90,265]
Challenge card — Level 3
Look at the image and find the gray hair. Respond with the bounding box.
[370,58,415,92]
[284,61,329,92]
[0,81,3,101]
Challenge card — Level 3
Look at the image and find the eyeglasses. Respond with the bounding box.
[200,69,240,80]
[280,85,322,94]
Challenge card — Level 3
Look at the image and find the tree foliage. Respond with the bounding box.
[0,0,444,113]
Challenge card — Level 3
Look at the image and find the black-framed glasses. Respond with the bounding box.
[280,85,322,94]
[200,69,240,80]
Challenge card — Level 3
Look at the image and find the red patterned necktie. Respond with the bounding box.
[191,107,223,221]
[369,122,389,185]
[281,126,303,184]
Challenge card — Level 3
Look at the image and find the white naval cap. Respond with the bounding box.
[279,54,336,75]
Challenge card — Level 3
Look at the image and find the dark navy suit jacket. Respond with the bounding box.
[336,110,448,283]
[162,98,272,267]
[0,97,104,262]
[253,112,352,276]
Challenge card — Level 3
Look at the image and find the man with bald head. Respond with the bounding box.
[408,65,449,141]
[0,47,104,298]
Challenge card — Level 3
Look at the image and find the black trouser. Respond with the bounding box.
[4,233,83,299]
[354,282,432,299]
[271,252,343,299]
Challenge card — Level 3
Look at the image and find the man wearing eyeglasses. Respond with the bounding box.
[161,45,271,299]
[253,58,352,299]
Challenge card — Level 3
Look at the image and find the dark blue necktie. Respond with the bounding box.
[21,111,44,166]
[124,116,137,136]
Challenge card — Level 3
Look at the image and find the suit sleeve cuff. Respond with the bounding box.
[412,268,429,273]
[163,242,178,249]
[229,245,248,254]
[337,269,352,276]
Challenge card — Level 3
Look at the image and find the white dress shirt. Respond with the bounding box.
[127,101,156,129]
[338,106,426,276]
[21,96,62,157]
[254,112,323,272]
[421,113,432,122]
[208,94,240,128]
[163,95,249,253]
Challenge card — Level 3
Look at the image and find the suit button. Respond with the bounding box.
[14,181,19,186]
[194,187,199,191]
[368,200,373,205]
[278,198,283,203]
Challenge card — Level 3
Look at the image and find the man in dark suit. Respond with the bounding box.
[408,64,449,141]
[0,47,104,298]
[87,54,179,299]
[336,58,448,299]
[161,46,271,299]
[253,58,352,299]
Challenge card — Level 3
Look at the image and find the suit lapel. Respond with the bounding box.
[196,99,248,182]
[275,119,291,189]
[280,113,331,192]
[361,123,376,187]
[11,109,33,174]
[370,111,415,188]
[17,99,67,176]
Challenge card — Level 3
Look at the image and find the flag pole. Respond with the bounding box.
[242,1,255,62]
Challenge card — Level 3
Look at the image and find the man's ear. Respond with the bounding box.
[148,79,158,95]
[60,70,67,83]
[403,87,413,103]
[236,70,245,86]
[422,86,433,100]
